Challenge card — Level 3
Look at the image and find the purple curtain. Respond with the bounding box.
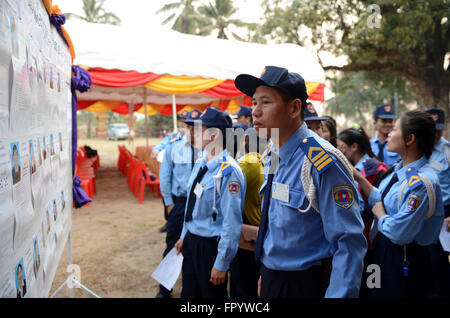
[71,65,92,208]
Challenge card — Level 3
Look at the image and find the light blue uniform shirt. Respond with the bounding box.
[261,123,367,298]
[368,157,444,246]
[153,131,182,153]
[180,150,246,272]
[159,136,199,206]
[427,137,450,206]
[370,136,401,168]
[354,154,372,215]
[355,154,372,172]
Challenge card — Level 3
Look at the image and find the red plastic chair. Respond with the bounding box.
[136,160,161,203]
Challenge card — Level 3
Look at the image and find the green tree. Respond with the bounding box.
[156,0,203,34]
[326,71,419,130]
[261,0,450,136]
[197,0,252,39]
[65,0,121,25]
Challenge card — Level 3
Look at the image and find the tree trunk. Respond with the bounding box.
[414,75,450,139]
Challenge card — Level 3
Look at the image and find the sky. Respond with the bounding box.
[55,0,265,35]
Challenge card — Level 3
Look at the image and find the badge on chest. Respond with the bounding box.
[271,182,289,203]
[194,183,205,199]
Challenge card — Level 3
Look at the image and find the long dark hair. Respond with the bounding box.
[400,110,436,159]
[378,110,436,183]
[322,116,337,147]
[338,125,377,159]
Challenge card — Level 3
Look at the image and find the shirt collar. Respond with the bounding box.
[355,153,371,171]
[205,149,228,171]
[394,156,428,180]
[276,122,309,163]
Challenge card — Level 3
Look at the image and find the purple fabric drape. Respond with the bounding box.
[73,176,92,208]
[49,13,69,46]
[72,65,92,208]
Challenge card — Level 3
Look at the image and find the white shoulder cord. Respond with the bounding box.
[397,173,436,220]
[298,144,354,214]
[444,143,450,165]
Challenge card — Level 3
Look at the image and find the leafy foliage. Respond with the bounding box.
[65,0,121,25]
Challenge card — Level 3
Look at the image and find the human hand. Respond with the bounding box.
[210,267,226,286]
[174,238,183,255]
[445,216,450,232]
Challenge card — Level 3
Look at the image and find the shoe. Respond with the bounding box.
[159,223,168,233]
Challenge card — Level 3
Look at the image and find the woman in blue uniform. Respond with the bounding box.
[354,110,444,298]
[174,107,246,298]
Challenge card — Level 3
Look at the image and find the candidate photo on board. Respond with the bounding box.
[10,142,21,185]
[15,259,27,298]
[61,190,65,211]
[36,138,42,166]
[50,133,55,156]
[33,236,41,278]
[58,132,63,152]
[28,140,36,174]
[42,136,47,160]
[46,209,51,235]
[53,199,57,221]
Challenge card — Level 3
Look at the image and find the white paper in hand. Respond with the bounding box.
[151,247,183,291]
[439,221,450,252]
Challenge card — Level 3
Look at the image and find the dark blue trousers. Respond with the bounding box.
[159,197,186,296]
[259,259,331,298]
[428,205,450,298]
[229,248,259,298]
[372,233,432,298]
[181,232,228,298]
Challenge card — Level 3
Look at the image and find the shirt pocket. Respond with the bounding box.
[272,187,311,228]
[196,182,215,218]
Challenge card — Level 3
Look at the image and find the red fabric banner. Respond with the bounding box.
[112,103,143,114]
[201,80,243,98]
[77,100,96,110]
[307,83,325,102]
[88,68,163,87]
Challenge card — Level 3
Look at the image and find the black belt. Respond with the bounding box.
[172,195,187,202]
[187,231,220,242]
[261,258,332,280]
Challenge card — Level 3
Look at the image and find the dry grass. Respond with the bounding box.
[49,137,183,298]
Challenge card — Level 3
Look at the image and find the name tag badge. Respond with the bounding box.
[272,182,289,203]
[194,183,204,199]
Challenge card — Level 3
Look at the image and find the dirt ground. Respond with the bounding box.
[49,137,182,298]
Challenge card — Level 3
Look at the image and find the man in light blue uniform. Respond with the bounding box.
[425,108,450,297]
[235,66,367,298]
[155,110,199,298]
[236,105,253,126]
[174,107,246,298]
[370,104,401,168]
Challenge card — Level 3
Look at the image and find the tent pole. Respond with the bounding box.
[128,103,134,146]
[143,91,149,148]
[172,94,177,133]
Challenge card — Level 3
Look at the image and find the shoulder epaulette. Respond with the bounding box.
[405,167,422,190]
[169,135,181,144]
[220,161,233,176]
[299,137,336,174]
